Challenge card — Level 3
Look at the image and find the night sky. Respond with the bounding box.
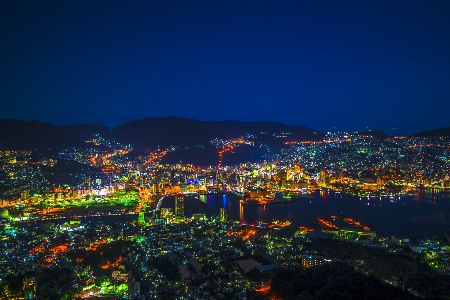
[1,1,450,135]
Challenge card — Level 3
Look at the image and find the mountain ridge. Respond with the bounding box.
[0,119,86,150]
[1,117,449,151]
[410,127,450,137]
[0,117,321,151]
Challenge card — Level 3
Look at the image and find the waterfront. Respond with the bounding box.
[182,191,450,238]
[10,190,450,238]
[4,190,450,300]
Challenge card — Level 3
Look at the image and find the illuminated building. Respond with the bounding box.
[320,170,328,186]
[112,271,130,282]
[301,255,348,268]
[153,217,170,225]
[191,213,207,221]
[138,211,145,225]
[175,194,184,218]
[219,207,227,222]
[20,190,30,201]
[160,207,172,216]
[125,181,136,191]
[152,182,163,194]
[23,278,36,299]
[301,254,326,268]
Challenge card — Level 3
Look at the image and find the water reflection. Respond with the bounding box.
[184,191,450,237]
[239,201,244,220]
[222,194,227,208]
[208,195,214,208]
[418,188,447,205]
[257,205,266,219]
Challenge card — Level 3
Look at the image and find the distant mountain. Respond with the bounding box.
[357,129,390,139]
[60,124,111,141]
[411,127,450,137]
[0,119,85,150]
[108,116,322,148]
[0,117,320,155]
[160,144,265,166]
[160,145,220,166]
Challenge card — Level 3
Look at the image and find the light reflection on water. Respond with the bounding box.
[15,190,449,238]
[185,191,450,237]
[208,195,214,209]
[199,194,206,203]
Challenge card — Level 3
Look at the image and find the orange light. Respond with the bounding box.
[253,283,270,293]
[101,255,123,269]
[317,218,339,230]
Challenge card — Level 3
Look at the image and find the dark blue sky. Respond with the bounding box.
[1,1,449,135]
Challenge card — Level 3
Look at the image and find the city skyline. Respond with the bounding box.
[1,1,450,135]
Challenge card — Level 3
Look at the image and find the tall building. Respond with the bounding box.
[175,194,184,218]
[22,277,36,299]
[320,170,328,186]
[138,211,145,226]
[20,190,30,201]
[219,208,227,222]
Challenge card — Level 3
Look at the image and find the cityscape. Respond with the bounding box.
[2,0,450,299]
[1,121,450,299]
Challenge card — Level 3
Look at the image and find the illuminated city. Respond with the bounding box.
[1,127,450,299]
[2,0,450,299]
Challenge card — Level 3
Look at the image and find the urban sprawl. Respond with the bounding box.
[1,131,450,299]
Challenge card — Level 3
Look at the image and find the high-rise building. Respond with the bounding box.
[20,190,30,201]
[175,194,184,218]
[320,170,328,186]
[22,277,36,299]
[219,208,227,222]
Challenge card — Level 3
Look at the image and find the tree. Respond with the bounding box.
[270,263,416,300]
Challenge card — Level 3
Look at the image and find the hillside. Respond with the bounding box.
[357,129,390,139]
[106,116,322,148]
[411,127,450,137]
[59,124,111,141]
[0,119,85,150]
[0,117,321,152]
